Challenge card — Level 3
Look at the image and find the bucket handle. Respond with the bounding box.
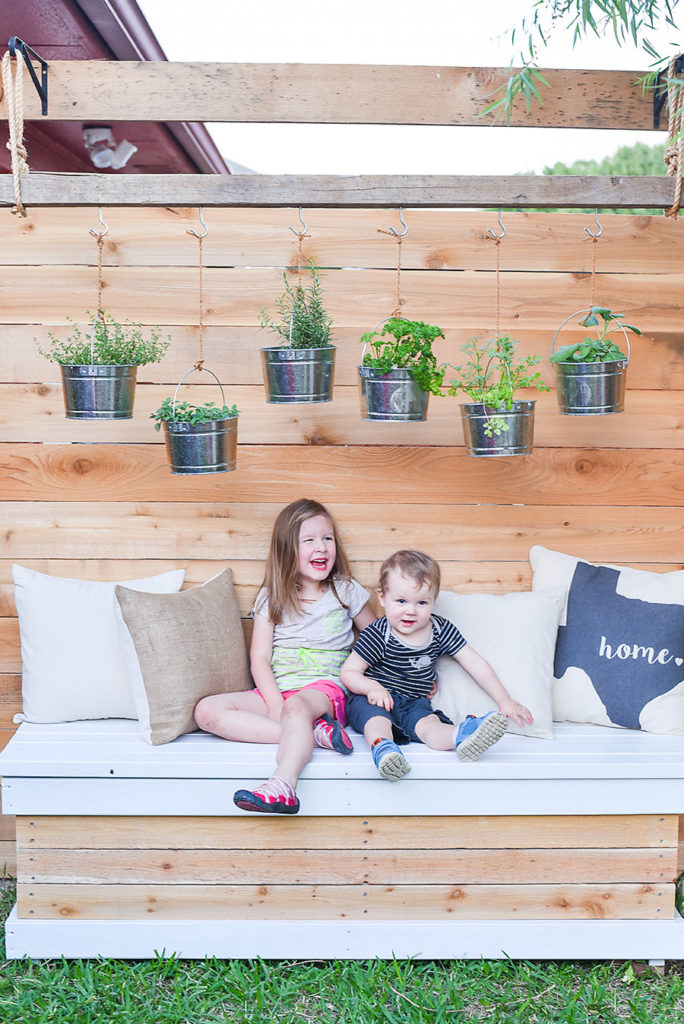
[552,308,630,364]
[89,313,99,365]
[360,314,410,361]
[172,365,226,418]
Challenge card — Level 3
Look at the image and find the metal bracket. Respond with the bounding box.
[7,36,49,116]
[653,55,684,130]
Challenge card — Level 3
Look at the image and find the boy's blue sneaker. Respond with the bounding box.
[455,711,507,762]
[371,738,411,782]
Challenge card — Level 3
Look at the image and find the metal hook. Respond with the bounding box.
[584,208,603,239]
[187,206,209,239]
[387,208,408,238]
[89,206,109,239]
[487,209,506,240]
[289,207,309,237]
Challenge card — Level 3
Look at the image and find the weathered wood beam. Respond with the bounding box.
[0,62,658,130]
[0,173,675,208]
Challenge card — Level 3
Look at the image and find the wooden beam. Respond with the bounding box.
[0,173,676,208]
[0,62,657,130]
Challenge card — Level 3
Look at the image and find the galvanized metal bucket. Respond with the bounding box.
[60,363,137,419]
[163,366,237,475]
[460,401,536,457]
[552,309,629,415]
[358,366,429,421]
[260,346,336,404]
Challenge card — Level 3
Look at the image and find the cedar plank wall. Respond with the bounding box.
[0,207,683,874]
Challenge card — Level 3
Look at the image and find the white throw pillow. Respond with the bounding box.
[433,588,565,740]
[530,545,684,734]
[13,565,185,723]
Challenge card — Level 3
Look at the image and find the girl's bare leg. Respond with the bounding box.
[194,691,281,744]
[274,688,332,790]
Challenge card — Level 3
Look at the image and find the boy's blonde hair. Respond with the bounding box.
[261,498,352,624]
[379,550,441,596]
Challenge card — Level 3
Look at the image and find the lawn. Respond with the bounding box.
[2,878,684,1023]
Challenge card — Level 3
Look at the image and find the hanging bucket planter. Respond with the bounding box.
[460,400,536,457]
[260,345,336,404]
[358,366,429,421]
[154,367,239,475]
[61,363,137,420]
[551,308,633,416]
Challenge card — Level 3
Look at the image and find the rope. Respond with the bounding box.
[95,231,105,314]
[664,54,684,219]
[1,50,29,217]
[590,234,598,308]
[194,234,205,371]
[378,228,403,316]
[493,236,501,338]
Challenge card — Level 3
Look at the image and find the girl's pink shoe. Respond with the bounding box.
[233,775,300,814]
[313,713,354,754]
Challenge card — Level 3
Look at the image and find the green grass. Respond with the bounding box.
[2,879,684,1024]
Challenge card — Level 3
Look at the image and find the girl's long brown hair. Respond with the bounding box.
[260,498,352,624]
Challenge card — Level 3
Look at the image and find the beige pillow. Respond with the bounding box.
[115,568,252,745]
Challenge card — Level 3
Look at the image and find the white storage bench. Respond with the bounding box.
[1,719,684,961]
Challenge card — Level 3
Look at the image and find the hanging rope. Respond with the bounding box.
[1,50,29,217]
[194,233,205,371]
[493,236,501,338]
[664,54,684,219]
[589,234,598,307]
[95,231,105,313]
[378,227,403,317]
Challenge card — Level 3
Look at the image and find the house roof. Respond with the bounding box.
[0,0,231,174]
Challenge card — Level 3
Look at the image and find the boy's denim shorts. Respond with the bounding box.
[346,689,453,744]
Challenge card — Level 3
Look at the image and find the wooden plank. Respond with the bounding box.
[0,674,21,728]
[2,445,683,507]
[16,882,671,920]
[2,266,683,329]
[2,387,682,450]
[0,63,655,130]
[0,173,676,209]
[18,814,676,851]
[3,209,682,274]
[0,791,15,843]
[8,326,684,391]
[21,847,675,886]
[0,840,16,877]
[0,501,681,562]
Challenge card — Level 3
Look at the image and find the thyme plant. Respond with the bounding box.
[151,398,239,429]
[260,263,333,349]
[39,311,170,366]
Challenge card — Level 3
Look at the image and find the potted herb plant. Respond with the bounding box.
[39,311,170,420]
[448,336,548,456]
[152,369,239,475]
[358,316,446,421]
[259,263,335,403]
[550,306,641,415]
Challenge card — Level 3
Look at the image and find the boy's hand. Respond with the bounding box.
[498,696,533,728]
[367,682,393,711]
[426,679,438,699]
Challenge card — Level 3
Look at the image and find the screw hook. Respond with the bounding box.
[187,206,209,239]
[387,207,408,238]
[89,206,109,239]
[289,207,309,237]
[487,208,506,240]
[584,208,603,239]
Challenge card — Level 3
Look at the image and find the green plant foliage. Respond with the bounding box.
[260,263,333,349]
[39,311,170,366]
[551,306,641,363]
[449,336,549,436]
[151,397,239,430]
[360,316,447,395]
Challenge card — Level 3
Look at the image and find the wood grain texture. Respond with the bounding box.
[18,814,674,851]
[3,210,682,273]
[0,840,16,876]
[16,882,670,920]
[0,62,655,129]
[1,387,682,449]
[0,174,676,209]
[21,847,675,885]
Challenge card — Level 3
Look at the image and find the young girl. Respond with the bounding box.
[194,498,374,815]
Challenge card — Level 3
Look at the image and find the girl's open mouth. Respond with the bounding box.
[311,558,328,570]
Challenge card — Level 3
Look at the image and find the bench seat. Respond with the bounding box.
[2,720,684,960]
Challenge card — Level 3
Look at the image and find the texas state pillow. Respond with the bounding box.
[530,545,684,734]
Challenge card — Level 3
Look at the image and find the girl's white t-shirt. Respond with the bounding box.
[253,577,370,650]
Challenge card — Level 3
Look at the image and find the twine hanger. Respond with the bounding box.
[89,206,109,316]
[187,206,209,371]
[378,208,408,317]
[664,54,684,219]
[584,209,603,308]
[487,209,506,339]
[289,207,309,291]
[1,49,29,217]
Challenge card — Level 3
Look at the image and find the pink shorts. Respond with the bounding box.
[254,680,347,726]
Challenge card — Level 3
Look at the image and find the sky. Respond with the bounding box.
[137,0,682,175]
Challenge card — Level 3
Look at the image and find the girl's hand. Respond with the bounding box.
[266,698,285,722]
[498,696,533,728]
[367,682,393,711]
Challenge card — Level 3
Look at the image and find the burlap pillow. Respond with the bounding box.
[115,568,252,745]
